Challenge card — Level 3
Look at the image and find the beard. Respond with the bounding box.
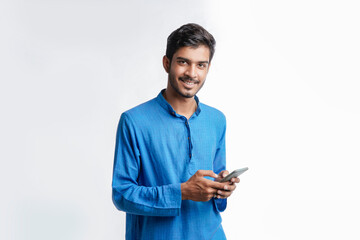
[168,74,205,98]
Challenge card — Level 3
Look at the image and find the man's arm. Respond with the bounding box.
[112,113,181,217]
[211,115,234,212]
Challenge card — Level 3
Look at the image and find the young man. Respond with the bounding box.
[112,23,240,240]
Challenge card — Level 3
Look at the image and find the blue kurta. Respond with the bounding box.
[112,90,227,239]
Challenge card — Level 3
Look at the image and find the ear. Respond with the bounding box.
[162,55,170,73]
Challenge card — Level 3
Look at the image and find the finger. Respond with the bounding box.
[207,189,219,200]
[221,170,229,178]
[216,190,232,198]
[207,180,229,190]
[196,170,218,179]
[205,186,218,195]
[223,184,236,191]
[231,177,240,183]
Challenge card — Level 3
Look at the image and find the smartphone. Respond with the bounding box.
[219,167,249,182]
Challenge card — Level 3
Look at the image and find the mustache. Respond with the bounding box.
[179,77,199,83]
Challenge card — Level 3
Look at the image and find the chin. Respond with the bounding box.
[179,89,197,98]
[183,94,195,98]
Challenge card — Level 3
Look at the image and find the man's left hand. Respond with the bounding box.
[214,170,240,199]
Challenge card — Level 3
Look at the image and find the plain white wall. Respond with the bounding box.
[1,0,359,239]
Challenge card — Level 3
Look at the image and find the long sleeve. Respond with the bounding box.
[213,116,227,212]
[112,93,227,239]
[112,113,182,216]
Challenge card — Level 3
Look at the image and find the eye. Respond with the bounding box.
[177,60,187,65]
[198,63,207,69]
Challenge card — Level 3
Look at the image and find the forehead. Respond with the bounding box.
[172,45,210,62]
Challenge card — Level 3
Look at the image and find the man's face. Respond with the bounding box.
[164,45,211,98]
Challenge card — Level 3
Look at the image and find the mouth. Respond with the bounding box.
[179,77,199,87]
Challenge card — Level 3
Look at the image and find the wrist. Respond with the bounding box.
[181,182,189,200]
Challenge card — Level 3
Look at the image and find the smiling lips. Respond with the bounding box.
[179,77,199,87]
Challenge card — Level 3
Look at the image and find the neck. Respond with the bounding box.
[163,88,197,119]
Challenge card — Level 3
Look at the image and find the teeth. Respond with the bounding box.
[180,78,196,86]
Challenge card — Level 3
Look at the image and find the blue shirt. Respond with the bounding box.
[112,90,227,240]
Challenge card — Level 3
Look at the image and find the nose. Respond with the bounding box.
[185,64,197,79]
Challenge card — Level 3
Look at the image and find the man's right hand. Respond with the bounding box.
[181,170,228,202]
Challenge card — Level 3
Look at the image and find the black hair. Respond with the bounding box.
[166,23,216,63]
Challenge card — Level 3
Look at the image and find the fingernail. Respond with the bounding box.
[215,174,218,178]
[224,185,228,190]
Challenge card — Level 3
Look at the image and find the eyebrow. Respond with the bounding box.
[176,57,209,64]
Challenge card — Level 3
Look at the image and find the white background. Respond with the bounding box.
[1,0,359,239]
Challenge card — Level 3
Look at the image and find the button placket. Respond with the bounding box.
[185,120,193,161]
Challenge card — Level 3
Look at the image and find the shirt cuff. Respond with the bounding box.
[213,198,227,212]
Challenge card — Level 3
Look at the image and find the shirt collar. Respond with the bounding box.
[156,89,202,118]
